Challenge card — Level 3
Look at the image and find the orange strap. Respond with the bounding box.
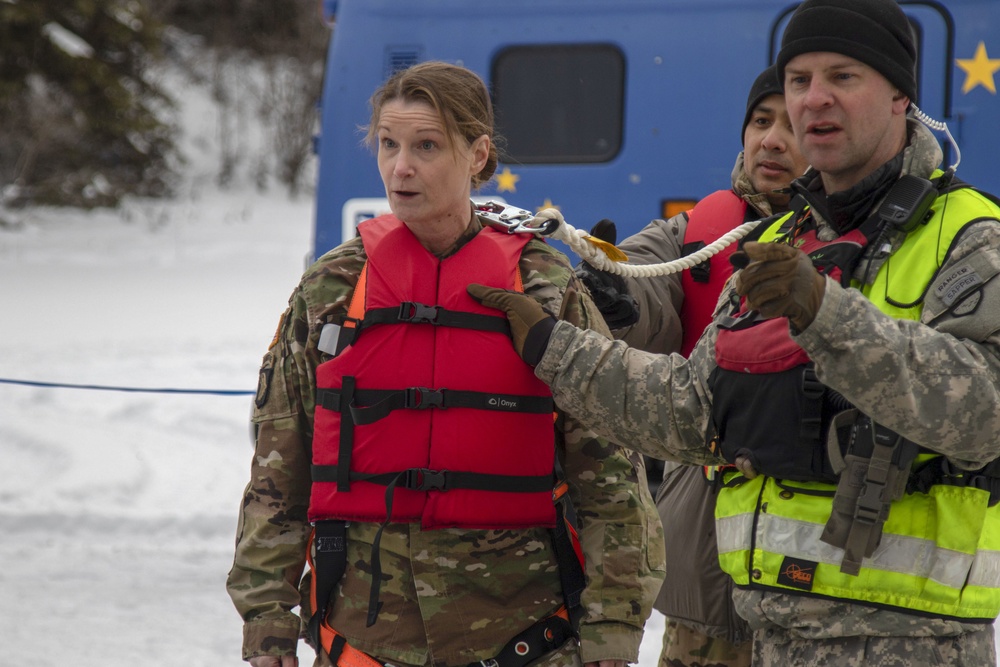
[321,628,385,667]
[343,262,369,329]
[305,527,382,667]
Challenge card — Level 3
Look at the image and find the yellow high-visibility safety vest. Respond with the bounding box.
[715,178,1000,620]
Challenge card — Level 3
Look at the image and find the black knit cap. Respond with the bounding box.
[776,0,917,103]
[741,65,784,145]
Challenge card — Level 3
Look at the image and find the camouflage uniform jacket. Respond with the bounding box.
[534,120,1000,638]
[227,214,665,665]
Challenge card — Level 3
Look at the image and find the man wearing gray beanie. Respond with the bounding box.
[468,0,1000,665]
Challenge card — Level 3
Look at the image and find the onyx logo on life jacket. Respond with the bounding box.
[488,395,522,410]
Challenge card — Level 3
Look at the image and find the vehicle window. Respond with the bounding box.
[492,44,625,164]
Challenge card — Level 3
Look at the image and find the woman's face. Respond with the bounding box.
[376,99,488,240]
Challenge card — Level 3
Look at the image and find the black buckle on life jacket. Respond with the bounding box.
[681,240,710,283]
[716,309,766,331]
[404,386,445,409]
[398,301,440,324]
[402,468,450,491]
[909,457,1000,507]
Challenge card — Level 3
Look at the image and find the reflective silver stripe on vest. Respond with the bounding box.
[717,512,1000,590]
[970,548,1000,589]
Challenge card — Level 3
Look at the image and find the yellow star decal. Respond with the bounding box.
[537,198,560,212]
[957,41,1000,94]
[495,167,520,193]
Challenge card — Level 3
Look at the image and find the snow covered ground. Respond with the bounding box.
[0,54,666,666]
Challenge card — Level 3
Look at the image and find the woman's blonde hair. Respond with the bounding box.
[365,61,499,188]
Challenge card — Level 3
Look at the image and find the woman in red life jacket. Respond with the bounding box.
[227,61,664,667]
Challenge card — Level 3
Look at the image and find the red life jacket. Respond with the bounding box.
[679,190,748,356]
[710,211,873,482]
[309,215,557,530]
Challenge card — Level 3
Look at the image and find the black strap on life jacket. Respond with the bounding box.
[328,302,511,355]
[311,465,554,494]
[908,456,1000,507]
[680,240,710,283]
[800,365,825,455]
[336,376,357,492]
[316,386,553,425]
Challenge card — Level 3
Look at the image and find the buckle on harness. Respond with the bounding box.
[404,468,449,491]
[404,387,445,409]
[398,302,440,324]
[802,367,824,398]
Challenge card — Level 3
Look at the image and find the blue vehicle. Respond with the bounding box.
[312,0,1000,260]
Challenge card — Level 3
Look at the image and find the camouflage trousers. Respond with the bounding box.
[313,638,582,667]
[659,619,751,667]
[751,623,996,667]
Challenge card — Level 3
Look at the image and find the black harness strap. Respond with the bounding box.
[549,482,586,630]
[311,466,553,494]
[336,376,356,492]
[799,365,824,452]
[317,387,553,425]
[334,302,511,352]
[306,520,348,655]
[909,457,1000,507]
[468,609,576,667]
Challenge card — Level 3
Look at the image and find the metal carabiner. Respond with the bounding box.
[474,200,559,236]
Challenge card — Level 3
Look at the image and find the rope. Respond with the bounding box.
[5,207,758,397]
[0,377,253,395]
[534,207,764,276]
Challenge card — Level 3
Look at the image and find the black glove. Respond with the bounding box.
[467,284,557,366]
[574,219,639,329]
[732,241,826,331]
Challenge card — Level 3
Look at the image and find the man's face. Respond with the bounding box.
[742,93,809,209]
[783,51,910,194]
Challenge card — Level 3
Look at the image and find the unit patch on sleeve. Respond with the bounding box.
[935,264,982,308]
[255,366,274,409]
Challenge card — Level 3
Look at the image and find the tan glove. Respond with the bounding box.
[467,283,556,365]
[732,241,826,331]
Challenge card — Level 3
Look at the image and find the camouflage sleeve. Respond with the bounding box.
[521,239,666,663]
[226,239,367,661]
[612,214,687,354]
[794,220,1000,469]
[535,312,722,467]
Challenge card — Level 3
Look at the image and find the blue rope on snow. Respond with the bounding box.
[0,377,254,396]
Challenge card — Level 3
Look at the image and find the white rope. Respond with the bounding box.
[532,208,764,277]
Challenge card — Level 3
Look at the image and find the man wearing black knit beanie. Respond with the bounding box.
[714,0,1000,664]
[468,0,1000,665]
